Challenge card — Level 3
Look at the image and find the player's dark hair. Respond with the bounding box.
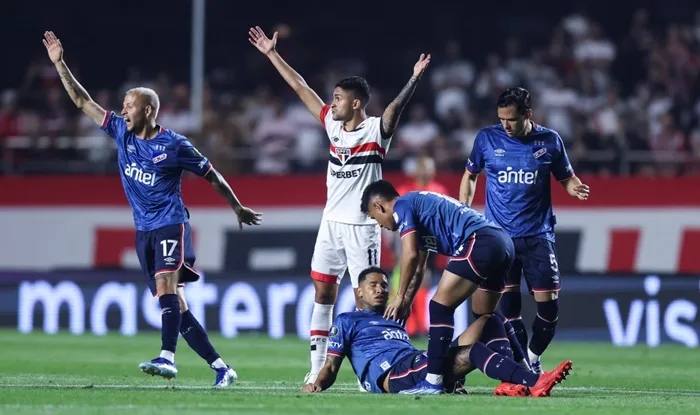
[358,267,389,285]
[335,76,371,107]
[497,87,531,115]
[360,180,400,214]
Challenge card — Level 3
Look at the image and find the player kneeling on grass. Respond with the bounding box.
[301,267,572,396]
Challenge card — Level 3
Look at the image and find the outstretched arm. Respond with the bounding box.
[248,26,325,122]
[204,168,262,230]
[43,31,106,125]
[301,355,344,392]
[380,54,431,138]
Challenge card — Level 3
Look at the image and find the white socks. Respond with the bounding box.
[309,302,334,374]
[211,358,227,369]
[426,373,443,385]
[528,349,541,365]
[160,350,175,363]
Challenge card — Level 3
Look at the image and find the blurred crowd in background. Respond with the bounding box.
[2,6,700,177]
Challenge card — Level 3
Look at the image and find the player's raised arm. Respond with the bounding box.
[248,26,325,123]
[379,54,431,138]
[301,354,344,393]
[42,31,106,125]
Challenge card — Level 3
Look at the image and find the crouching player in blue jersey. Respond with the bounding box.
[301,267,572,396]
[44,31,263,387]
[362,180,531,395]
[459,87,590,373]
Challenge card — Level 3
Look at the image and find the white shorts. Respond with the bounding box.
[310,219,381,288]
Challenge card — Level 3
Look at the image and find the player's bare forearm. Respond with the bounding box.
[381,75,421,138]
[459,171,478,206]
[54,60,105,124]
[205,168,243,212]
[403,251,428,305]
[397,234,420,299]
[561,174,582,190]
[315,355,343,391]
[266,51,324,118]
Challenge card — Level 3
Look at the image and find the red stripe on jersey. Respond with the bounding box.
[330,142,386,157]
[607,229,640,272]
[320,105,330,128]
[678,229,700,273]
[101,110,110,127]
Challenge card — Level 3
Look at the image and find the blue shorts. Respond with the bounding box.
[445,226,515,293]
[135,222,201,296]
[506,236,561,293]
[387,351,428,393]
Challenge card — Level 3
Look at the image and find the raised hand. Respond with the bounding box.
[42,31,63,63]
[413,53,431,79]
[235,206,263,230]
[248,26,278,55]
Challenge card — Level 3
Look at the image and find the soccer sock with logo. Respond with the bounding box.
[468,341,540,387]
[159,294,181,363]
[493,311,529,366]
[309,302,334,375]
[529,299,559,362]
[180,310,225,368]
[476,313,513,359]
[426,300,455,385]
[500,291,528,352]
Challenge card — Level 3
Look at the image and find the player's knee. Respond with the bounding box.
[155,271,178,295]
[499,290,523,319]
[535,298,559,326]
[313,281,338,305]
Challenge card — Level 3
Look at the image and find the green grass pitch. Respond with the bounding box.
[0,330,698,414]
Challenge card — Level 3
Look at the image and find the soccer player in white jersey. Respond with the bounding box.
[249,26,430,386]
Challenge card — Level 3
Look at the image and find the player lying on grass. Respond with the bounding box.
[301,267,572,396]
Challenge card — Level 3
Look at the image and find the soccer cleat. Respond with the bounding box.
[398,379,444,395]
[528,360,573,398]
[303,372,318,385]
[530,360,543,374]
[493,382,529,397]
[139,357,178,379]
[212,365,238,388]
[445,379,468,395]
[357,378,368,392]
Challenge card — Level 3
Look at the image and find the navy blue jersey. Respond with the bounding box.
[466,123,574,241]
[393,191,497,257]
[101,111,212,231]
[328,310,418,393]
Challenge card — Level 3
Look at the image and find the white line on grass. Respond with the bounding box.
[0,383,698,397]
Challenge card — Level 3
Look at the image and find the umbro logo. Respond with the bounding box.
[495,149,505,157]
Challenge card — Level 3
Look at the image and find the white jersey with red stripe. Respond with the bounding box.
[320,104,392,225]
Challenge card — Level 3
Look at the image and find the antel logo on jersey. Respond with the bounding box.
[124,163,156,186]
[497,166,538,184]
[331,168,362,179]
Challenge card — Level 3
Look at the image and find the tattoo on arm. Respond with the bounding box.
[56,62,91,107]
[381,76,420,138]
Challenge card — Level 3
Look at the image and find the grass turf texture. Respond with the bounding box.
[0,330,698,414]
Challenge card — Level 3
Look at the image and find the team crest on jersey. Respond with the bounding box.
[335,147,351,164]
[152,153,167,164]
[329,325,339,336]
[533,148,547,159]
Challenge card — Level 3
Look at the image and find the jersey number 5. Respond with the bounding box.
[160,239,179,257]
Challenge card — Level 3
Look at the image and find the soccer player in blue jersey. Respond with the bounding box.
[459,87,590,374]
[301,267,572,396]
[361,181,519,394]
[44,31,262,387]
